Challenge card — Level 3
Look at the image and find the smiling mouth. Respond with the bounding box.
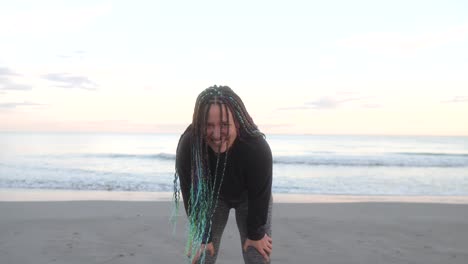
[211,140,223,145]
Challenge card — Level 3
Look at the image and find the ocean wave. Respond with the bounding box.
[77,153,176,160]
[46,151,468,168]
[395,152,468,157]
[273,153,468,167]
[0,179,174,192]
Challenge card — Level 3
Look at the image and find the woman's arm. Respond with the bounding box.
[246,137,273,240]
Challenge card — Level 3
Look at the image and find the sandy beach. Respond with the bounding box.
[1,193,468,263]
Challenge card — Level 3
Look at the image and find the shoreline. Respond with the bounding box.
[1,188,468,203]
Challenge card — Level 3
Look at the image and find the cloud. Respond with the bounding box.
[58,50,86,59]
[0,67,32,91]
[442,96,468,103]
[306,97,344,109]
[0,67,19,77]
[43,73,98,90]
[0,101,44,109]
[0,81,32,91]
[305,96,369,109]
[277,94,375,111]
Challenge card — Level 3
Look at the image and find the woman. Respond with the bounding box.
[173,85,273,264]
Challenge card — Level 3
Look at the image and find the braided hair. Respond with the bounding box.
[172,85,263,263]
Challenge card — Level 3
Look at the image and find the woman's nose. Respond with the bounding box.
[212,127,221,139]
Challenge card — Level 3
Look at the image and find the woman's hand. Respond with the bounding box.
[188,242,215,264]
[243,234,272,262]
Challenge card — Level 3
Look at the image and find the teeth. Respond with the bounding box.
[209,138,226,144]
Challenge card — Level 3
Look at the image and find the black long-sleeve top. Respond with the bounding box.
[176,126,272,241]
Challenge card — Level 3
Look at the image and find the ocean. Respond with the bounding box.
[1,132,467,196]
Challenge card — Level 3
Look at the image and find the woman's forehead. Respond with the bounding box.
[207,103,234,120]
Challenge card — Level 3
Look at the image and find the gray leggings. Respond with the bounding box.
[200,197,273,264]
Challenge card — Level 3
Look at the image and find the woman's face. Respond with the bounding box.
[205,103,238,153]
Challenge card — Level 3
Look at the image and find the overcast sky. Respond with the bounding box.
[1,0,467,135]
